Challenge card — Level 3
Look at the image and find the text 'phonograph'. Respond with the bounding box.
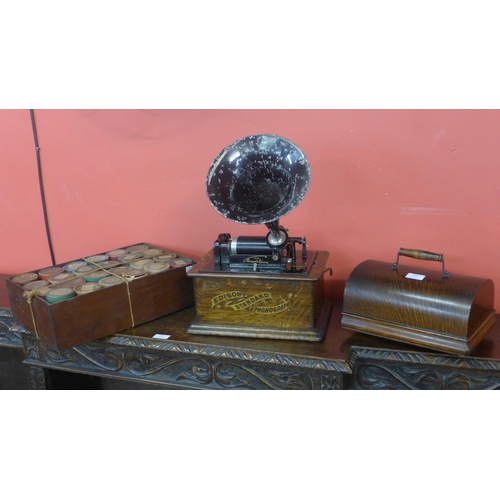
[187,134,333,341]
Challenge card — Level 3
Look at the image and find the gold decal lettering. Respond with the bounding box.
[211,290,245,308]
[255,299,291,315]
[210,290,292,314]
[228,292,272,310]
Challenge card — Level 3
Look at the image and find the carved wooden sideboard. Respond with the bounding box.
[19,305,351,390]
[2,274,500,390]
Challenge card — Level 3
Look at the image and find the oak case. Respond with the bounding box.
[188,250,332,341]
[341,249,496,355]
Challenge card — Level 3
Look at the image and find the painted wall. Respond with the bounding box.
[2,109,500,308]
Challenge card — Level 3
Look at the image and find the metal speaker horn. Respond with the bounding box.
[206,134,310,226]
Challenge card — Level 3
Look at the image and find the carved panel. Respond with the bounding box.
[108,334,351,374]
[348,346,500,372]
[354,362,500,390]
[349,347,500,390]
[22,334,343,390]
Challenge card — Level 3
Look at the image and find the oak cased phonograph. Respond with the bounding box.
[187,134,332,341]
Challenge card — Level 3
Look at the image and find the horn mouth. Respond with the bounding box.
[206,134,310,225]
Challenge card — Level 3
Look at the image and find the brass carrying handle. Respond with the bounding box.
[392,248,448,277]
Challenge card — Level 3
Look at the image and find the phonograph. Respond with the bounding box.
[187,134,333,341]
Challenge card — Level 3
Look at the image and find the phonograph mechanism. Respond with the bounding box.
[187,134,332,341]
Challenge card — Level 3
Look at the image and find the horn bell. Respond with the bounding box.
[206,134,310,225]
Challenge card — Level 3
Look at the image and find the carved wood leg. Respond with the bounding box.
[28,365,47,390]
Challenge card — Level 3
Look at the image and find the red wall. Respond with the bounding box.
[2,109,500,308]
